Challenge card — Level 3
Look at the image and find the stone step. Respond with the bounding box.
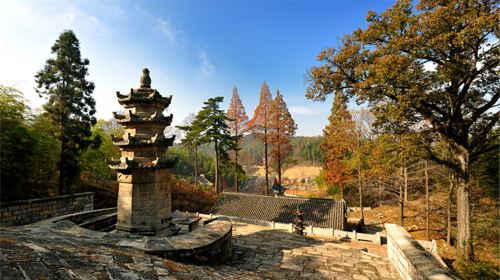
[78,212,117,231]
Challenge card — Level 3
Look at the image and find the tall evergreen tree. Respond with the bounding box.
[226,87,249,192]
[190,97,237,193]
[268,90,296,192]
[35,30,97,195]
[248,81,273,194]
[320,92,356,200]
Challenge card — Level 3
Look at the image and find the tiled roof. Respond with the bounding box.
[210,192,346,229]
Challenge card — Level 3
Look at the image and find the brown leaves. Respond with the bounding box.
[226,87,249,137]
[268,90,297,167]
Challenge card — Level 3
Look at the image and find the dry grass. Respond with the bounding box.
[251,165,321,179]
[350,195,500,270]
[171,178,218,213]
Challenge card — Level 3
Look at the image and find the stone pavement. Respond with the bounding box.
[0,221,398,279]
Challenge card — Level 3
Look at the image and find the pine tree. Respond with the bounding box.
[226,87,249,192]
[320,92,356,200]
[268,90,296,193]
[190,97,237,193]
[248,81,273,194]
[177,113,201,187]
[35,30,97,195]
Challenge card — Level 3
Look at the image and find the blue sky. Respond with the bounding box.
[1,0,395,136]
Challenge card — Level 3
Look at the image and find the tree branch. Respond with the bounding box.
[466,91,500,127]
[423,144,462,176]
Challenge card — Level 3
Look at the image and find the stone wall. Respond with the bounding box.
[0,192,94,226]
[385,223,458,280]
[176,210,382,244]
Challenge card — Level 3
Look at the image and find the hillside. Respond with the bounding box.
[349,195,500,277]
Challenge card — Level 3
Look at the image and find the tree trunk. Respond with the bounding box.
[214,140,220,193]
[425,160,429,240]
[379,177,383,207]
[404,167,408,202]
[357,168,364,226]
[235,149,239,192]
[264,128,269,195]
[457,152,474,261]
[194,146,198,188]
[58,124,66,195]
[457,181,473,261]
[447,174,454,245]
[277,144,282,194]
[235,114,239,193]
[399,167,404,227]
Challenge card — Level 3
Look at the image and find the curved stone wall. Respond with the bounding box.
[146,218,232,264]
[37,212,233,265]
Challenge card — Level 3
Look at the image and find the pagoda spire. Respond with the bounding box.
[140,68,151,88]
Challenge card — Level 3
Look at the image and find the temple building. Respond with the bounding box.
[108,68,176,235]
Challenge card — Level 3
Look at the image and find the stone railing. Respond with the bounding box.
[176,210,382,244]
[0,192,94,226]
[385,223,458,280]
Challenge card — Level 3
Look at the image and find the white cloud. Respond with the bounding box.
[196,47,215,78]
[155,18,178,44]
[0,2,113,114]
[289,106,318,116]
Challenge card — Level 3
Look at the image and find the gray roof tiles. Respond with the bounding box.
[209,192,346,230]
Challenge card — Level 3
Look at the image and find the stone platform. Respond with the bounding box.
[0,221,398,279]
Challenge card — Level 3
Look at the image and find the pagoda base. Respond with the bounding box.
[115,169,173,236]
[115,218,180,236]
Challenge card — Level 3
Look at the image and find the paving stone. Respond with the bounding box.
[17,262,51,279]
[0,265,21,279]
[113,254,134,264]
[39,252,64,267]
[52,268,77,279]
[106,266,142,280]
[0,221,398,280]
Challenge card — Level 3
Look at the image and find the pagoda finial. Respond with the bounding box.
[140,68,151,88]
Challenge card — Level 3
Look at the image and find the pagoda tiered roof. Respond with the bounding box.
[107,157,176,170]
[112,111,173,125]
[116,89,172,106]
[111,133,175,147]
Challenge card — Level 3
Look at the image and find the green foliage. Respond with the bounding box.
[30,114,60,193]
[79,119,121,180]
[453,261,499,280]
[240,135,324,168]
[35,30,97,194]
[167,145,215,180]
[470,129,499,198]
[315,170,339,198]
[292,136,324,165]
[0,86,60,201]
[0,86,36,200]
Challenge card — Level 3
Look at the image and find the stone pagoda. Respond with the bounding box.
[108,68,176,236]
